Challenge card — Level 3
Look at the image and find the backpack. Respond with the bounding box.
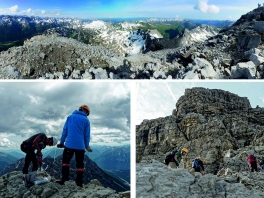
[248,154,256,163]
[164,150,178,165]
[192,158,200,169]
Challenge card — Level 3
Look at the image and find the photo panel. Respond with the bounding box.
[135,81,264,197]
[0,81,132,197]
[0,2,263,79]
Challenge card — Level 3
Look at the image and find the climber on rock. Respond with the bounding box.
[192,156,205,174]
[248,153,259,172]
[20,133,58,186]
[173,148,188,168]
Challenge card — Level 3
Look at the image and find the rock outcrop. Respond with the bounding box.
[136,87,264,174]
[137,160,264,197]
[136,87,264,196]
[0,155,130,193]
[0,171,130,198]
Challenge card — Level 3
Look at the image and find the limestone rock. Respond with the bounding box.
[136,87,264,175]
[136,160,264,197]
[0,171,128,198]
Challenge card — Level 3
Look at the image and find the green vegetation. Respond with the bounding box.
[0,17,67,52]
[114,20,198,39]
[0,40,24,51]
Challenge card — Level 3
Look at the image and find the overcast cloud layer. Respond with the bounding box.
[135,81,264,125]
[0,81,131,148]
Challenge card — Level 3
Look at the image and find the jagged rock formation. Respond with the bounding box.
[0,171,130,198]
[146,25,219,51]
[137,160,264,197]
[136,87,264,175]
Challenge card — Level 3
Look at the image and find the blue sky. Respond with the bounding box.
[135,81,264,125]
[0,0,260,20]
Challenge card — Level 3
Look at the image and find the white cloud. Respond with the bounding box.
[194,0,220,14]
[9,5,19,13]
[0,138,17,148]
[260,95,264,104]
[0,4,61,17]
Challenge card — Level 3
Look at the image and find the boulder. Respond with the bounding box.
[231,61,256,79]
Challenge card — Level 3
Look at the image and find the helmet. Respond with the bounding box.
[52,137,58,146]
[197,156,201,159]
[182,148,188,153]
[79,104,90,116]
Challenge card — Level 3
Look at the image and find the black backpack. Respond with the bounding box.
[164,150,178,165]
[192,158,200,169]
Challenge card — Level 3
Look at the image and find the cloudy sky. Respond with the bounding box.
[135,81,264,125]
[0,81,130,149]
[0,0,259,20]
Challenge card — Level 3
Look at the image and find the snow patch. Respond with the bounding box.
[82,20,107,30]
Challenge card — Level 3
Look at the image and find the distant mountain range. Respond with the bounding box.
[0,14,233,53]
[93,145,130,171]
[2,7,263,79]
[0,152,18,171]
[0,154,129,192]
[42,145,130,171]
[0,145,130,192]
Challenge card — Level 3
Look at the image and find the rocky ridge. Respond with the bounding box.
[0,155,130,193]
[136,87,264,196]
[0,171,130,198]
[1,7,264,79]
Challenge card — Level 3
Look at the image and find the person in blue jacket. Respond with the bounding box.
[56,104,92,187]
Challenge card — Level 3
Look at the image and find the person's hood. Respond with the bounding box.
[72,110,87,116]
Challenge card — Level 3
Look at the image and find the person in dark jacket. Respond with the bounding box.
[20,133,57,185]
[56,104,92,187]
[248,154,259,172]
[192,156,205,174]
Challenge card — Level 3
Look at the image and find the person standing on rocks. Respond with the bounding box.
[248,153,259,172]
[56,104,92,187]
[192,156,205,174]
[173,148,188,168]
[20,133,58,185]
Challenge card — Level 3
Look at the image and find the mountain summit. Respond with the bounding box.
[136,87,264,197]
[0,7,264,79]
[0,171,130,198]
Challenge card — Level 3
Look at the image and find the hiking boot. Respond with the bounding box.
[56,180,65,185]
[22,177,33,187]
[75,182,83,187]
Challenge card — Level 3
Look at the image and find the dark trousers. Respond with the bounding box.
[250,162,258,172]
[61,147,85,186]
[20,144,38,174]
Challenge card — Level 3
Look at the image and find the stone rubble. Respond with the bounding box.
[1,7,264,79]
[0,171,130,198]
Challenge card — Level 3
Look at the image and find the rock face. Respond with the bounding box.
[137,160,264,198]
[175,25,219,47]
[136,87,264,174]
[0,171,130,198]
[136,87,264,197]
